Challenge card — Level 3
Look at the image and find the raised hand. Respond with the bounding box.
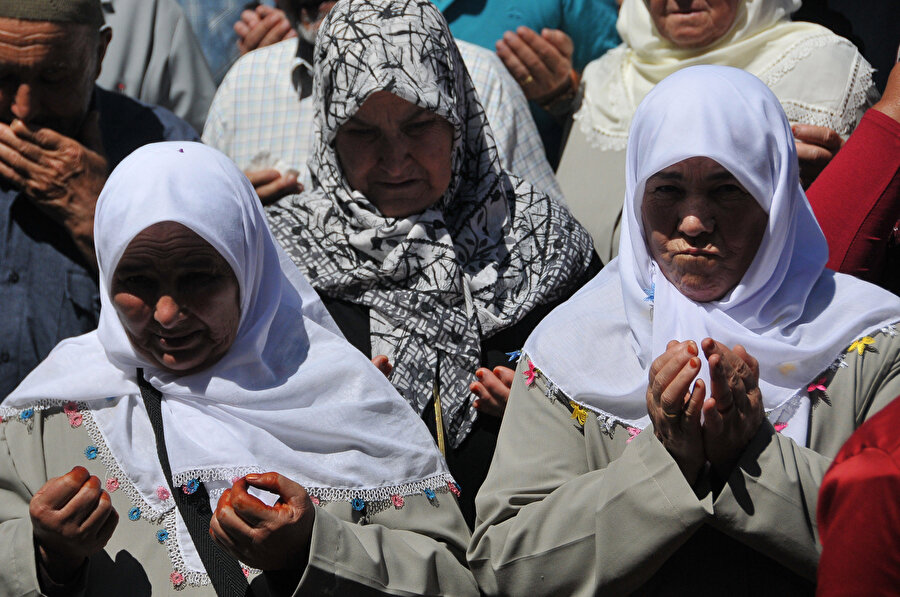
[0,115,108,265]
[699,338,764,476]
[646,340,706,483]
[496,27,574,103]
[30,466,119,583]
[470,366,515,417]
[210,472,315,571]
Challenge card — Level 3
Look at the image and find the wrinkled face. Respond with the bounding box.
[647,0,740,48]
[0,18,106,136]
[111,222,241,374]
[641,157,767,302]
[334,91,454,218]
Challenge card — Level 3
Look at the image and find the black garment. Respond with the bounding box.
[320,252,602,526]
[0,87,197,400]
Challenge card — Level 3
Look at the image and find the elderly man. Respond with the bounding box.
[205,0,564,207]
[0,0,197,398]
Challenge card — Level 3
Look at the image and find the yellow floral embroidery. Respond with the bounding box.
[848,336,875,356]
[569,401,587,426]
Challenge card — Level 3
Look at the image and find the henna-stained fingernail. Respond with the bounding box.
[687,341,698,356]
[689,357,700,368]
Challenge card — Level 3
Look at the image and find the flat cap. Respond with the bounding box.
[0,0,104,28]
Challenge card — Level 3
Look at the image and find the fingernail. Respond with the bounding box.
[475,370,484,380]
[245,474,259,481]
[687,342,698,356]
[690,357,700,368]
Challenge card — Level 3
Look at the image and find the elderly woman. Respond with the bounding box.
[0,142,477,596]
[468,66,900,595]
[558,0,878,262]
[266,0,598,525]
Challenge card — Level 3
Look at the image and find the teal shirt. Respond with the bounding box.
[433,0,618,71]
[433,0,619,166]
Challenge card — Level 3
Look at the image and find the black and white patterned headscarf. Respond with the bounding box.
[268,0,594,447]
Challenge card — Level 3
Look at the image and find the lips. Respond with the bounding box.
[154,329,203,350]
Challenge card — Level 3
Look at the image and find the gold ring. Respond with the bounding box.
[522,75,534,85]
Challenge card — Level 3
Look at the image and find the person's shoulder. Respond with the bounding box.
[223,38,300,82]
[95,87,199,165]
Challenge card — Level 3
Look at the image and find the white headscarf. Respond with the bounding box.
[267,0,594,448]
[577,0,875,151]
[3,142,452,581]
[525,66,900,446]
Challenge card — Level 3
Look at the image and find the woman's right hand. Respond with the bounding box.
[646,340,706,484]
[30,466,119,582]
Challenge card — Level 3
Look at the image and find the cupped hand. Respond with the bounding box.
[793,124,843,188]
[646,340,706,483]
[30,466,119,582]
[245,168,303,205]
[371,355,393,378]
[699,338,764,476]
[496,27,574,102]
[234,5,296,55]
[210,472,315,571]
[471,366,515,417]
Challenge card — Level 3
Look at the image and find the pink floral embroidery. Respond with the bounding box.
[807,378,827,394]
[156,486,171,500]
[63,401,78,413]
[774,423,788,433]
[448,482,461,497]
[67,412,83,428]
[170,572,184,587]
[310,495,320,506]
[523,360,537,386]
[626,427,640,443]
[106,477,119,492]
[242,568,250,578]
[391,494,404,508]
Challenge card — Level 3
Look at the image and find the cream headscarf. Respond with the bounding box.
[525,66,900,447]
[577,0,876,151]
[3,142,453,584]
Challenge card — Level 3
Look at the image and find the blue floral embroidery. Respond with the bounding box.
[156,529,169,543]
[20,408,34,421]
[423,488,436,500]
[128,507,141,521]
[643,283,655,303]
[505,350,522,362]
[84,446,98,460]
[182,479,200,495]
[351,498,365,511]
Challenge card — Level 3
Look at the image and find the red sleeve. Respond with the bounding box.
[807,109,900,282]
[816,448,900,596]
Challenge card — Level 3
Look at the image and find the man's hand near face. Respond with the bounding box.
[0,112,107,267]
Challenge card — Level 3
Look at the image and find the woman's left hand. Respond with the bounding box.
[471,366,515,417]
[210,473,315,571]
[700,339,764,476]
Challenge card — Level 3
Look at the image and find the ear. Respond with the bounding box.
[94,26,113,81]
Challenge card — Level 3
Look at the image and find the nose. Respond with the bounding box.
[10,83,35,122]
[153,295,186,329]
[378,133,412,176]
[677,198,715,237]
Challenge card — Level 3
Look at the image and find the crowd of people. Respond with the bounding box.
[0,0,897,595]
